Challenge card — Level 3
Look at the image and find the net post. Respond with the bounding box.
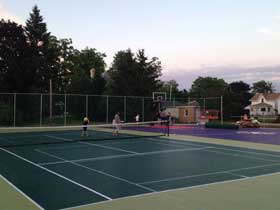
[86,95,88,117]
[106,95,109,123]
[142,97,145,122]
[40,94,43,127]
[13,93,16,127]
[64,94,67,126]
[221,95,223,125]
[124,96,126,122]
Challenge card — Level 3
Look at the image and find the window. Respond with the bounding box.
[261,108,266,112]
[268,108,271,112]
[261,98,264,103]
[184,110,188,117]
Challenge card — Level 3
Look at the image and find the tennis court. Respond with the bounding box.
[1,124,280,210]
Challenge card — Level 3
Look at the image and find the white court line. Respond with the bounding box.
[0,147,112,200]
[38,147,213,166]
[139,163,280,185]
[45,135,138,154]
[35,149,156,193]
[151,137,280,160]
[0,174,44,210]
[59,170,280,210]
[78,141,138,154]
[204,149,279,163]
[209,147,280,159]
[225,171,248,178]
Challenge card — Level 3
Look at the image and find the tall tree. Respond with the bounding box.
[252,80,274,94]
[107,49,162,96]
[0,19,32,92]
[25,5,58,92]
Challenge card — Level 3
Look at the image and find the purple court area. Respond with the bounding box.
[129,125,280,145]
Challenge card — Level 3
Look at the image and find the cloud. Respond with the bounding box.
[259,27,273,35]
[274,15,280,21]
[161,65,280,92]
[0,3,24,25]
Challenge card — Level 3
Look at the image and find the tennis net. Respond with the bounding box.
[0,120,169,148]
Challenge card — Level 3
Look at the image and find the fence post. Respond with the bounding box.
[142,97,145,122]
[124,96,126,122]
[40,94,43,126]
[203,98,206,112]
[13,93,16,127]
[49,79,52,122]
[106,96,109,123]
[221,96,223,125]
[64,94,67,126]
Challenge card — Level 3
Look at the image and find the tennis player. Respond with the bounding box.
[113,112,121,136]
[135,114,140,125]
[81,117,89,136]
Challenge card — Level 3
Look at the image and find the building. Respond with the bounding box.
[246,93,280,117]
[165,101,219,123]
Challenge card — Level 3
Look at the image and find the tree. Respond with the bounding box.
[227,81,252,117]
[190,77,228,97]
[25,5,58,92]
[252,80,274,94]
[107,49,162,96]
[0,19,32,92]
[159,80,184,100]
[67,48,107,94]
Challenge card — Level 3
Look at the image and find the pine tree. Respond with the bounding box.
[25,5,57,92]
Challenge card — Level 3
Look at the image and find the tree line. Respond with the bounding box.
[0,5,276,120]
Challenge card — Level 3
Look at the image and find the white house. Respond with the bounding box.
[246,93,280,116]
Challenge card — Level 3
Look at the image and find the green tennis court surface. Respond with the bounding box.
[1,129,280,210]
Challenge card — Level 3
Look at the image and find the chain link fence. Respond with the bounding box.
[0,93,223,127]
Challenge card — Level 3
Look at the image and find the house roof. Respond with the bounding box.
[251,102,273,108]
[250,93,280,101]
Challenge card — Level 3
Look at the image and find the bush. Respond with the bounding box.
[205,122,239,129]
[0,102,14,125]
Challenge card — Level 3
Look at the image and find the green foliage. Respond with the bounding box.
[0,19,33,92]
[159,80,189,99]
[0,102,13,125]
[252,80,275,94]
[67,48,107,94]
[227,81,252,117]
[190,77,228,97]
[205,122,239,129]
[24,5,55,92]
[107,49,162,96]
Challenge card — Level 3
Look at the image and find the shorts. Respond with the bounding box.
[83,125,88,131]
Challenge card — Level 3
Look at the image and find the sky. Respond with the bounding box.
[1,0,280,91]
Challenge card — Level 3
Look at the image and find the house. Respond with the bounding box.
[246,93,280,117]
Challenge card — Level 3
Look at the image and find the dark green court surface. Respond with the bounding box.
[1,130,280,210]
